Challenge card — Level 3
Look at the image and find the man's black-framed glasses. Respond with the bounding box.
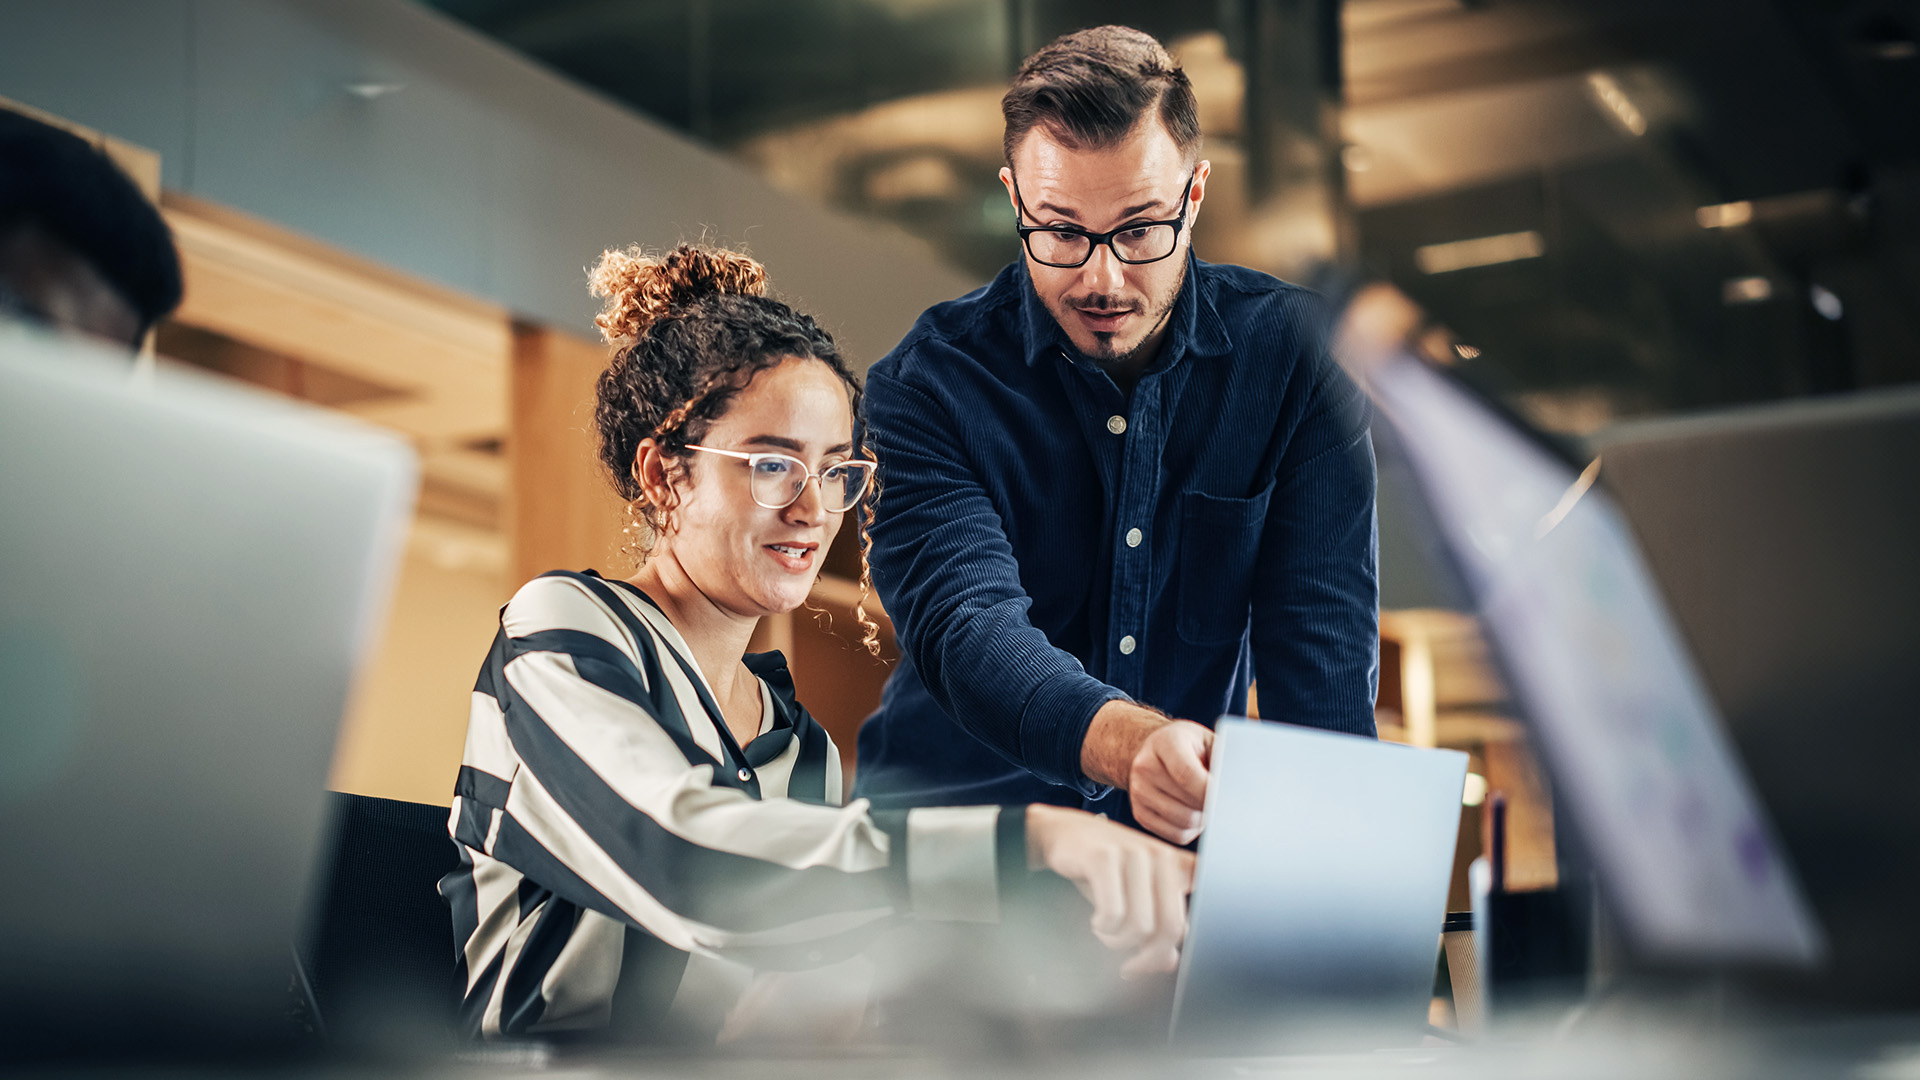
[1012,170,1195,268]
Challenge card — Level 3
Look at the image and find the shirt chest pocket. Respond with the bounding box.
[1175,486,1273,646]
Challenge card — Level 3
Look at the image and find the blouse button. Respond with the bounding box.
[737,767,753,783]
[1106,415,1128,435]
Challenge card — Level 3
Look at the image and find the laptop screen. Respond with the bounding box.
[1366,349,1823,967]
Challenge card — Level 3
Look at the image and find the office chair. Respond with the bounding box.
[297,792,463,1049]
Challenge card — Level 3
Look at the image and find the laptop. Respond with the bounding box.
[1170,718,1468,1052]
[1352,335,1824,971]
[1591,390,1919,1004]
[0,324,416,1056]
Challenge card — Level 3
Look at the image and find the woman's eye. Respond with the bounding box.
[753,459,792,476]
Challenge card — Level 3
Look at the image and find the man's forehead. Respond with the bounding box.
[1012,126,1191,222]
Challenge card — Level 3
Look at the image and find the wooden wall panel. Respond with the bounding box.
[510,324,628,586]
[328,518,506,805]
[163,193,511,445]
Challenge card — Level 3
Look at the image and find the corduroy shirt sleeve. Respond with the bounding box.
[1250,347,1381,735]
[865,360,1125,795]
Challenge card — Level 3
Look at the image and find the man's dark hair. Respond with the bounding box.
[1001,26,1201,165]
[0,108,183,331]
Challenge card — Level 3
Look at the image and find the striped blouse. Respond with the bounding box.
[438,570,1020,1041]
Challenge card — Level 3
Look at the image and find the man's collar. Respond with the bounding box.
[1016,259,1073,368]
[1016,254,1233,371]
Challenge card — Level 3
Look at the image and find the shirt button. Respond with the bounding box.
[737,768,752,782]
[1119,635,1137,655]
[1106,415,1127,435]
[1125,527,1142,548]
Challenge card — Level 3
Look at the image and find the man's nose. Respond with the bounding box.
[1080,241,1125,296]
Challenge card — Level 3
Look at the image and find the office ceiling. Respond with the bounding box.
[420,0,1920,427]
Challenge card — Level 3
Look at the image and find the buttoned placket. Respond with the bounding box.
[1106,373,1164,693]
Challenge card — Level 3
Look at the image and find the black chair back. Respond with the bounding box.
[299,792,462,1049]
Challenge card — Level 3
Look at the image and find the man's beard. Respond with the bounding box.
[1040,255,1186,370]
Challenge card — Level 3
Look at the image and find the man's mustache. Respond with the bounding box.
[1068,295,1138,314]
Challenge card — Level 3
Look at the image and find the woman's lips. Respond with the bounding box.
[764,543,816,572]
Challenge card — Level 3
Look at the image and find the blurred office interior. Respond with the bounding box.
[3,0,1917,1030]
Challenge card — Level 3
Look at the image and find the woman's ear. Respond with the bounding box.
[632,438,678,516]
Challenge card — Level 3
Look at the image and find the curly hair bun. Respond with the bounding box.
[588,243,769,345]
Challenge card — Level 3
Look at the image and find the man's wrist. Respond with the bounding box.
[1079,699,1172,789]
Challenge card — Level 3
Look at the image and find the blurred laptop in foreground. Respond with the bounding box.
[0,324,416,1058]
[1335,285,1825,1011]
[1592,388,1920,1008]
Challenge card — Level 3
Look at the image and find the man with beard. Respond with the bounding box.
[854,26,1378,847]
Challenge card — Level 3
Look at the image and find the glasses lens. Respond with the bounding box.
[1025,229,1091,267]
[749,454,804,508]
[1113,224,1178,263]
[822,462,873,512]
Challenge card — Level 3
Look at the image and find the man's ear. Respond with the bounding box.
[999,166,1017,212]
[1186,159,1211,225]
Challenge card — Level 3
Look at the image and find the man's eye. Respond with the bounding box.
[1122,226,1153,241]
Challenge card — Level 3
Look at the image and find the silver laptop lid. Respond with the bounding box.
[0,325,416,1052]
[1171,718,1467,1051]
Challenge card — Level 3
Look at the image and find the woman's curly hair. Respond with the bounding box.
[588,242,882,656]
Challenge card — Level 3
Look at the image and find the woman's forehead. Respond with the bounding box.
[709,357,853,446]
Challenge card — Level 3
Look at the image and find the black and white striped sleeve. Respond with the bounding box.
[458,573,1014,967]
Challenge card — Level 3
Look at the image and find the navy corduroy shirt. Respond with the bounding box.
[853,255,1378,826]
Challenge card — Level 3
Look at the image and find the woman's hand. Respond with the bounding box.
[1025,804,1197,978]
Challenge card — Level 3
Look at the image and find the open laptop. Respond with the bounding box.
[1353,337,1824,971]
[1170,718,1468,1052]
[1591,390,1919,1005]
[0,324,416,1056]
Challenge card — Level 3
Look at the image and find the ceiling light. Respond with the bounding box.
[1697,201,1754,229]
[343,82,407,99]
[1587,71,1647,136]
[1723,276,1773,305]
[1454,344,1481,360]
[1415,230,1545,274]
[1341,144,1374,173]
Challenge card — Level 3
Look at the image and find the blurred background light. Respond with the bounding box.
[1415,230,1546,274]
[1697,200,1754,228]
[1811,283,1845,321]
[1724,275,1775,305]
[1585,70,1648,136]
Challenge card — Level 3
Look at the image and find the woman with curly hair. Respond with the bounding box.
[440,243,1194,1044]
